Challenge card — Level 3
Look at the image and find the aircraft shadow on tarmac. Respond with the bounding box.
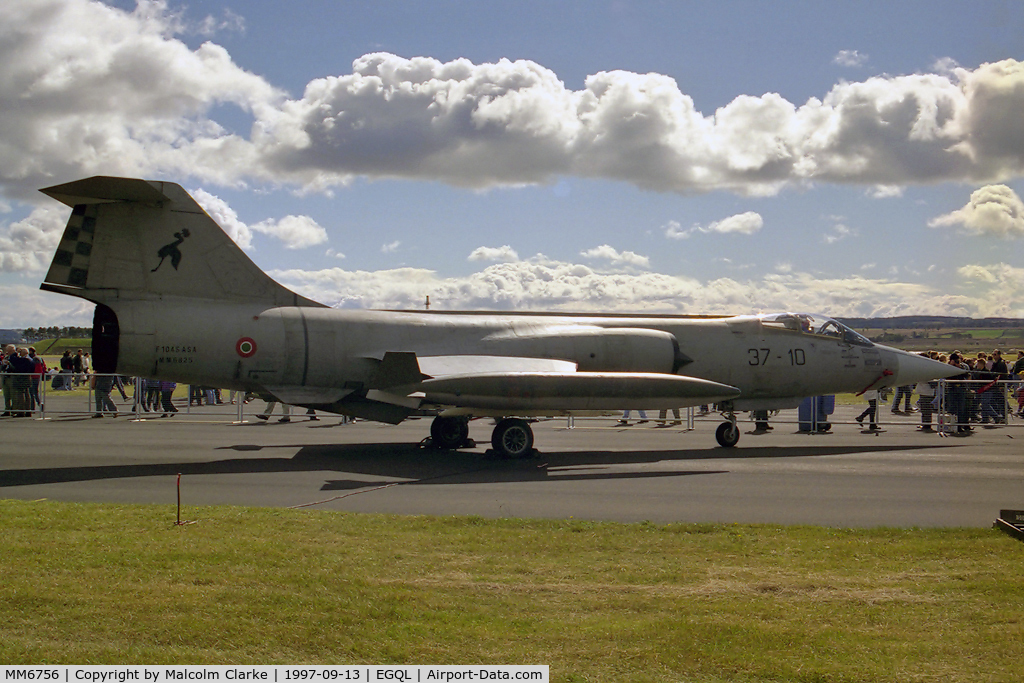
[0,442,956,491]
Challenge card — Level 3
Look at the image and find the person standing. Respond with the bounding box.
[916,378,937,432]
[72,349,84,387]
[1,344,15,416]
[59,350,73,389]
[946,352,972,434]
[891,385,914,413]
[27,347,45,412]
[618,409,647,425]
[855,389,880,431]
[657,408,681,426]
[92,373,118,417]
[981,350,1009,424]
[752,409,773,432]
[146,378,161,411]
[1013,350,1024,418]
[8,348,36,417]
[159,380,178,417]
[256,399,291,423]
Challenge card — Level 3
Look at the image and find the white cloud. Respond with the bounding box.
[267,258,1024,318]
[708,212,764,235]
[0,206,68,273]
[580,244,650,268]
[191,188,253,249]
[823,223,857,244]
[195,8,246,38]
[468,245,520,262]
[325,248,346,259]
[0,0,279,199]
[662,220,688,239]
[868,185,904,198]
[3,3,1024,199]
[834,50,868,68]
[251,214,328,249]
[195,189,327,250]
[0,284,95,327]
[381,240,401,253]
[928,184,1024,238]
[664,212,763,239]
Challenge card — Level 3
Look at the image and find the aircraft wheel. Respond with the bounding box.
[491,418,534,458]
[715,421,740,448]
[430,416,469,449]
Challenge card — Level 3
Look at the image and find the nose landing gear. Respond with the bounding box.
[715,412,740,448]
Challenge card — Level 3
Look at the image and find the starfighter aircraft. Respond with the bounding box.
[38,177,961,456]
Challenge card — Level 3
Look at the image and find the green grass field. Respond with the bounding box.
[2,500,1022,681]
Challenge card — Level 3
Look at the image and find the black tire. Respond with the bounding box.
[491,418,534,458]
[715,421,740,448]
[430,416,469,449]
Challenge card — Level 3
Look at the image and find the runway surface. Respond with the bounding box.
[3,406,1022,527]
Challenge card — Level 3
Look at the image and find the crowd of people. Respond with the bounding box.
[854,349,1024,433]
[1,344,49,417]
[4,345,1024,428]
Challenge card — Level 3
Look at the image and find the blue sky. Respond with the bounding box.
[2,0,1024,327]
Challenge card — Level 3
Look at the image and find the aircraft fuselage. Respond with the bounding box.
[118,298,895,410]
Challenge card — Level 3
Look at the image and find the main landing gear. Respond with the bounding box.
[429,415,470,450]
[715,411,740,448]
[490,418,535,458]
[428,415,536,458]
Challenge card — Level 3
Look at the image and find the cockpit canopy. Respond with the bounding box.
[758,312,874,347]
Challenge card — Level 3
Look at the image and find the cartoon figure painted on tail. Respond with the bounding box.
[151,228,191,272]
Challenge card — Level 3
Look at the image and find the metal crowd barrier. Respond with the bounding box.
[929,377,1023,434]
[1,373,254,422]
[3,373,1023,432]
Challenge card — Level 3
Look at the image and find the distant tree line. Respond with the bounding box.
[21,326,92,341]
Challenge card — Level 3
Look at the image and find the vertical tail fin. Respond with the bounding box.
[39,176,323,308]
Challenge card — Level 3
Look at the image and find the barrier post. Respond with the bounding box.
[38,371,46,420]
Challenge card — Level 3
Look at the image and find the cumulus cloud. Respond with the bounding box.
[928,184,1024,238]
[268,258,1023,318]
[468,245,520,262]
[381,240,401,253]
[664,212,764,239]
[834,50,868,68]
[251,214,328,249]
[580,245,650,268]
[0,284,96,327]
[0,206,69,273]
[192,189,327,249]
[3,1,1024,200]
[191,189,253,249]
[0,0,279,199]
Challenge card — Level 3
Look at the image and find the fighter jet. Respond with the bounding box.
[38,176,961,455]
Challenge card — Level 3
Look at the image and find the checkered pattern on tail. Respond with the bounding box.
[44,204,97,288]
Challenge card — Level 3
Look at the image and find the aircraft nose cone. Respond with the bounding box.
[890,349,963,386]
